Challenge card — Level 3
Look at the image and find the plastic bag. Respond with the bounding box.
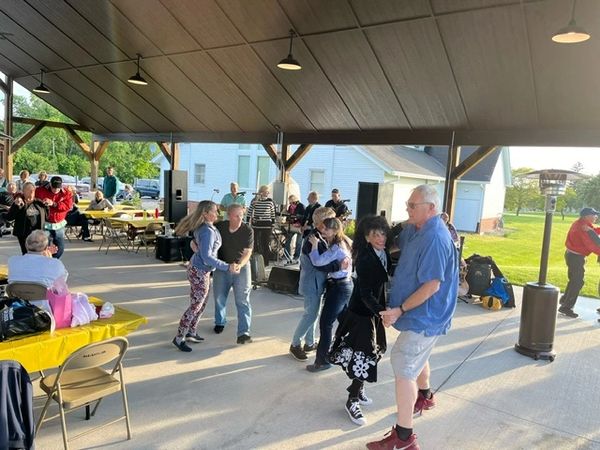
[47,276,72,329]
[99,302,115,319]
[0,297,52,341]
[70,292,98,327]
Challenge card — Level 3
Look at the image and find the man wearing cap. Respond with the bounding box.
[325,188,349,219]
[35,176,73,259]
[558,207,600,318]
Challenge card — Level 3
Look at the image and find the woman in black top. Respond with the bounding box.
[329,215,392,426]
[5,182,47,254]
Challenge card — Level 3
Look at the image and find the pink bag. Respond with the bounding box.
[47,277,72,329]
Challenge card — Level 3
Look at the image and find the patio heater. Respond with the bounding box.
[515,169,585,361]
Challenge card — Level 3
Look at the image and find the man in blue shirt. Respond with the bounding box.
[368,185,458,450]
[220,182,246,220]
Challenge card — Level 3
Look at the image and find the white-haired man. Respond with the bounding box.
[368,185,458,450]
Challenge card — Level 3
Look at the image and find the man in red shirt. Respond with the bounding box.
[35,176,73,259]
[558,207,600,318]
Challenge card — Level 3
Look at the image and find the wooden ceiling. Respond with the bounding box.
[1,0,600,146]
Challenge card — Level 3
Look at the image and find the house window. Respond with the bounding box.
[237,156,250,189]
[194,164,206,185]
[256,156,271,188]
[310,169,325,195]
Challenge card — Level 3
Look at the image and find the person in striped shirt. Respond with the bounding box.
[246,185,276,264]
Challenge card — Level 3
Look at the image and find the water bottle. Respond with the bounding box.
[154,208,159,219]
[143,210,147,219]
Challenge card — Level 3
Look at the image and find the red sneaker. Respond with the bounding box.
[366,429,419,450]
[413,392,436,416]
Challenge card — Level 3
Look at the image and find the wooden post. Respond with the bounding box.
[2,76,14,178]
[90,141,109,190]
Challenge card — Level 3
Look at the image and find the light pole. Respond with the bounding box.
[514,169,586,361]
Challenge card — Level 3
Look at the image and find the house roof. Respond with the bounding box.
[426,146,503,182]
[359,146,445,179]
[1,1,600,147]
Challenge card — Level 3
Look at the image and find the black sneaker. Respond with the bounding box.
[596,308,600,314]
[358,386,373,406]
[306,361,331,372]
[558,306,579,318]
[186,332,204,343]
[303,343,317,353]
[214,325,224,334]
[289,344,308,361]
[237,334,252,344]
[172,337,192,352]
[345,398,366,426]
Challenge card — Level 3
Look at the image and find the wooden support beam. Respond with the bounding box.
[157,142,172,166]
[63,124,91,155]
[171,143,180,170]
[13,116,90,132]
[285,144,313,171]
[261,144,279,165]
[12,121,46,152]
[443,145,461,220]
[89,141,109,190]
[451,145,498,180]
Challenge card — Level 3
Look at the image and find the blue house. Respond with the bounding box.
[156,144,511,232]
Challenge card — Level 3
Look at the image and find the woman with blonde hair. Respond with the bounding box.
[87,190,114,211]
[306,217,353,373]
[172,200,239,352]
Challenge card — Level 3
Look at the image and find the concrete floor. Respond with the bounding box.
[1,234,600,450]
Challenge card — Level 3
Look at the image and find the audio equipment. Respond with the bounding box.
[267,267,300,295]
[164,170,188,224]
[155,235,194,262]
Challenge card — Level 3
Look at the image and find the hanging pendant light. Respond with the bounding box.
[127,53,148,85]
[32,69,50,94]
[277,30,302,70]
[552,0,590,43]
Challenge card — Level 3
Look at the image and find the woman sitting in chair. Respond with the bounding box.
[8,230,68,287]
[87,191,114,211]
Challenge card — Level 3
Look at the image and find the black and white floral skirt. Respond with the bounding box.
[328,309,386,383]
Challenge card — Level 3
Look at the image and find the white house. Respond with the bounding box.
[156,144,511,233]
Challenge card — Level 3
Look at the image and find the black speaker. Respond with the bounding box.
[164,170,188,224]
[356,182,379,220]
[156,235,193,262]
[267,267,300,295]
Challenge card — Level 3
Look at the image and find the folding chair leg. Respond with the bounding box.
[57,389,70,450]
[120,368,132,439]
[85,404,91,420]
[35,394,53,437]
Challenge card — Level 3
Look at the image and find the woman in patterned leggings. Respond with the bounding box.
[172,200,239,352]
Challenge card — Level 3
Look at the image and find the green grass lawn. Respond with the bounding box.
[462,213,600,298]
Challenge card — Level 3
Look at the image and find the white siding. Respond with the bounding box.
[481,153,507,221]
[454,182,484,232]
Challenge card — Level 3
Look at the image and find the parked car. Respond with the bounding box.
[134,179,160,199]
[80,176,104,190]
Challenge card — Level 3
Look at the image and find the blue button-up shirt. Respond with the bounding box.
[390,215,458,336]
[191,223,230,272]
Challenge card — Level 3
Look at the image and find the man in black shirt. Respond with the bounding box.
[301,191,321,238]
[213,203,255,344]
[325,188,349,218]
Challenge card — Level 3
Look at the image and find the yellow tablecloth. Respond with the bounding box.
[84,209,145,219]
[110,217,167,229]
[0,297,147,372]
[0,264,7,283]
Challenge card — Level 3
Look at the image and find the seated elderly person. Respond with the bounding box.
[87,190,114,211]
[8,230,68,288]
[65,185,93,242]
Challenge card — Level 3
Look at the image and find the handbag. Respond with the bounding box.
[0,297,52,341]
[47,277,72,329]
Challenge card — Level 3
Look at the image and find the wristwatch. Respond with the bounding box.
[399,304,406,314]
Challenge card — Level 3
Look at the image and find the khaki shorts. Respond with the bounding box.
[390,330,439,381]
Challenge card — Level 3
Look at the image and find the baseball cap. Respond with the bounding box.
[50,176,63,188]
[580,207,599,217]
[331,188,339,193]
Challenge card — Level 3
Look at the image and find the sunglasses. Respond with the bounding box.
[406,201,431,209]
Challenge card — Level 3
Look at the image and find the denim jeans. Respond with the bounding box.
[213,264,252,336]
[284,231,302,260]
[315,278,353,364]
[46,227,65,259]
[291,253,327,347]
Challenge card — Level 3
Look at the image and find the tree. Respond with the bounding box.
[576,174,600,211]
[504,167,541,215]
[11,94,159,180]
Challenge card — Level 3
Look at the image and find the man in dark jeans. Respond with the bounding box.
[559,207,600,318]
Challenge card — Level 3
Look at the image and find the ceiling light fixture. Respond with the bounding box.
[277,29,302,70]
[127,53,148,85]
[552,0,590,44]
[32,69,50,94]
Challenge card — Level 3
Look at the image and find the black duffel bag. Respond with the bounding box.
[0,297,52,341]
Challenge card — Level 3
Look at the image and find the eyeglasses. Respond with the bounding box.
[406,201,431,209]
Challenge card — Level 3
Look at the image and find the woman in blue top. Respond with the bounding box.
[306,217,353,372]
[172,200,239,352]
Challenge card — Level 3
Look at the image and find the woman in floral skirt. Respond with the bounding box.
[329,215,393,426]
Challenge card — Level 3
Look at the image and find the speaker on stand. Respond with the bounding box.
[164,170,188,224]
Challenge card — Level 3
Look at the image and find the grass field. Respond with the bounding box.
[462,213,600,298]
